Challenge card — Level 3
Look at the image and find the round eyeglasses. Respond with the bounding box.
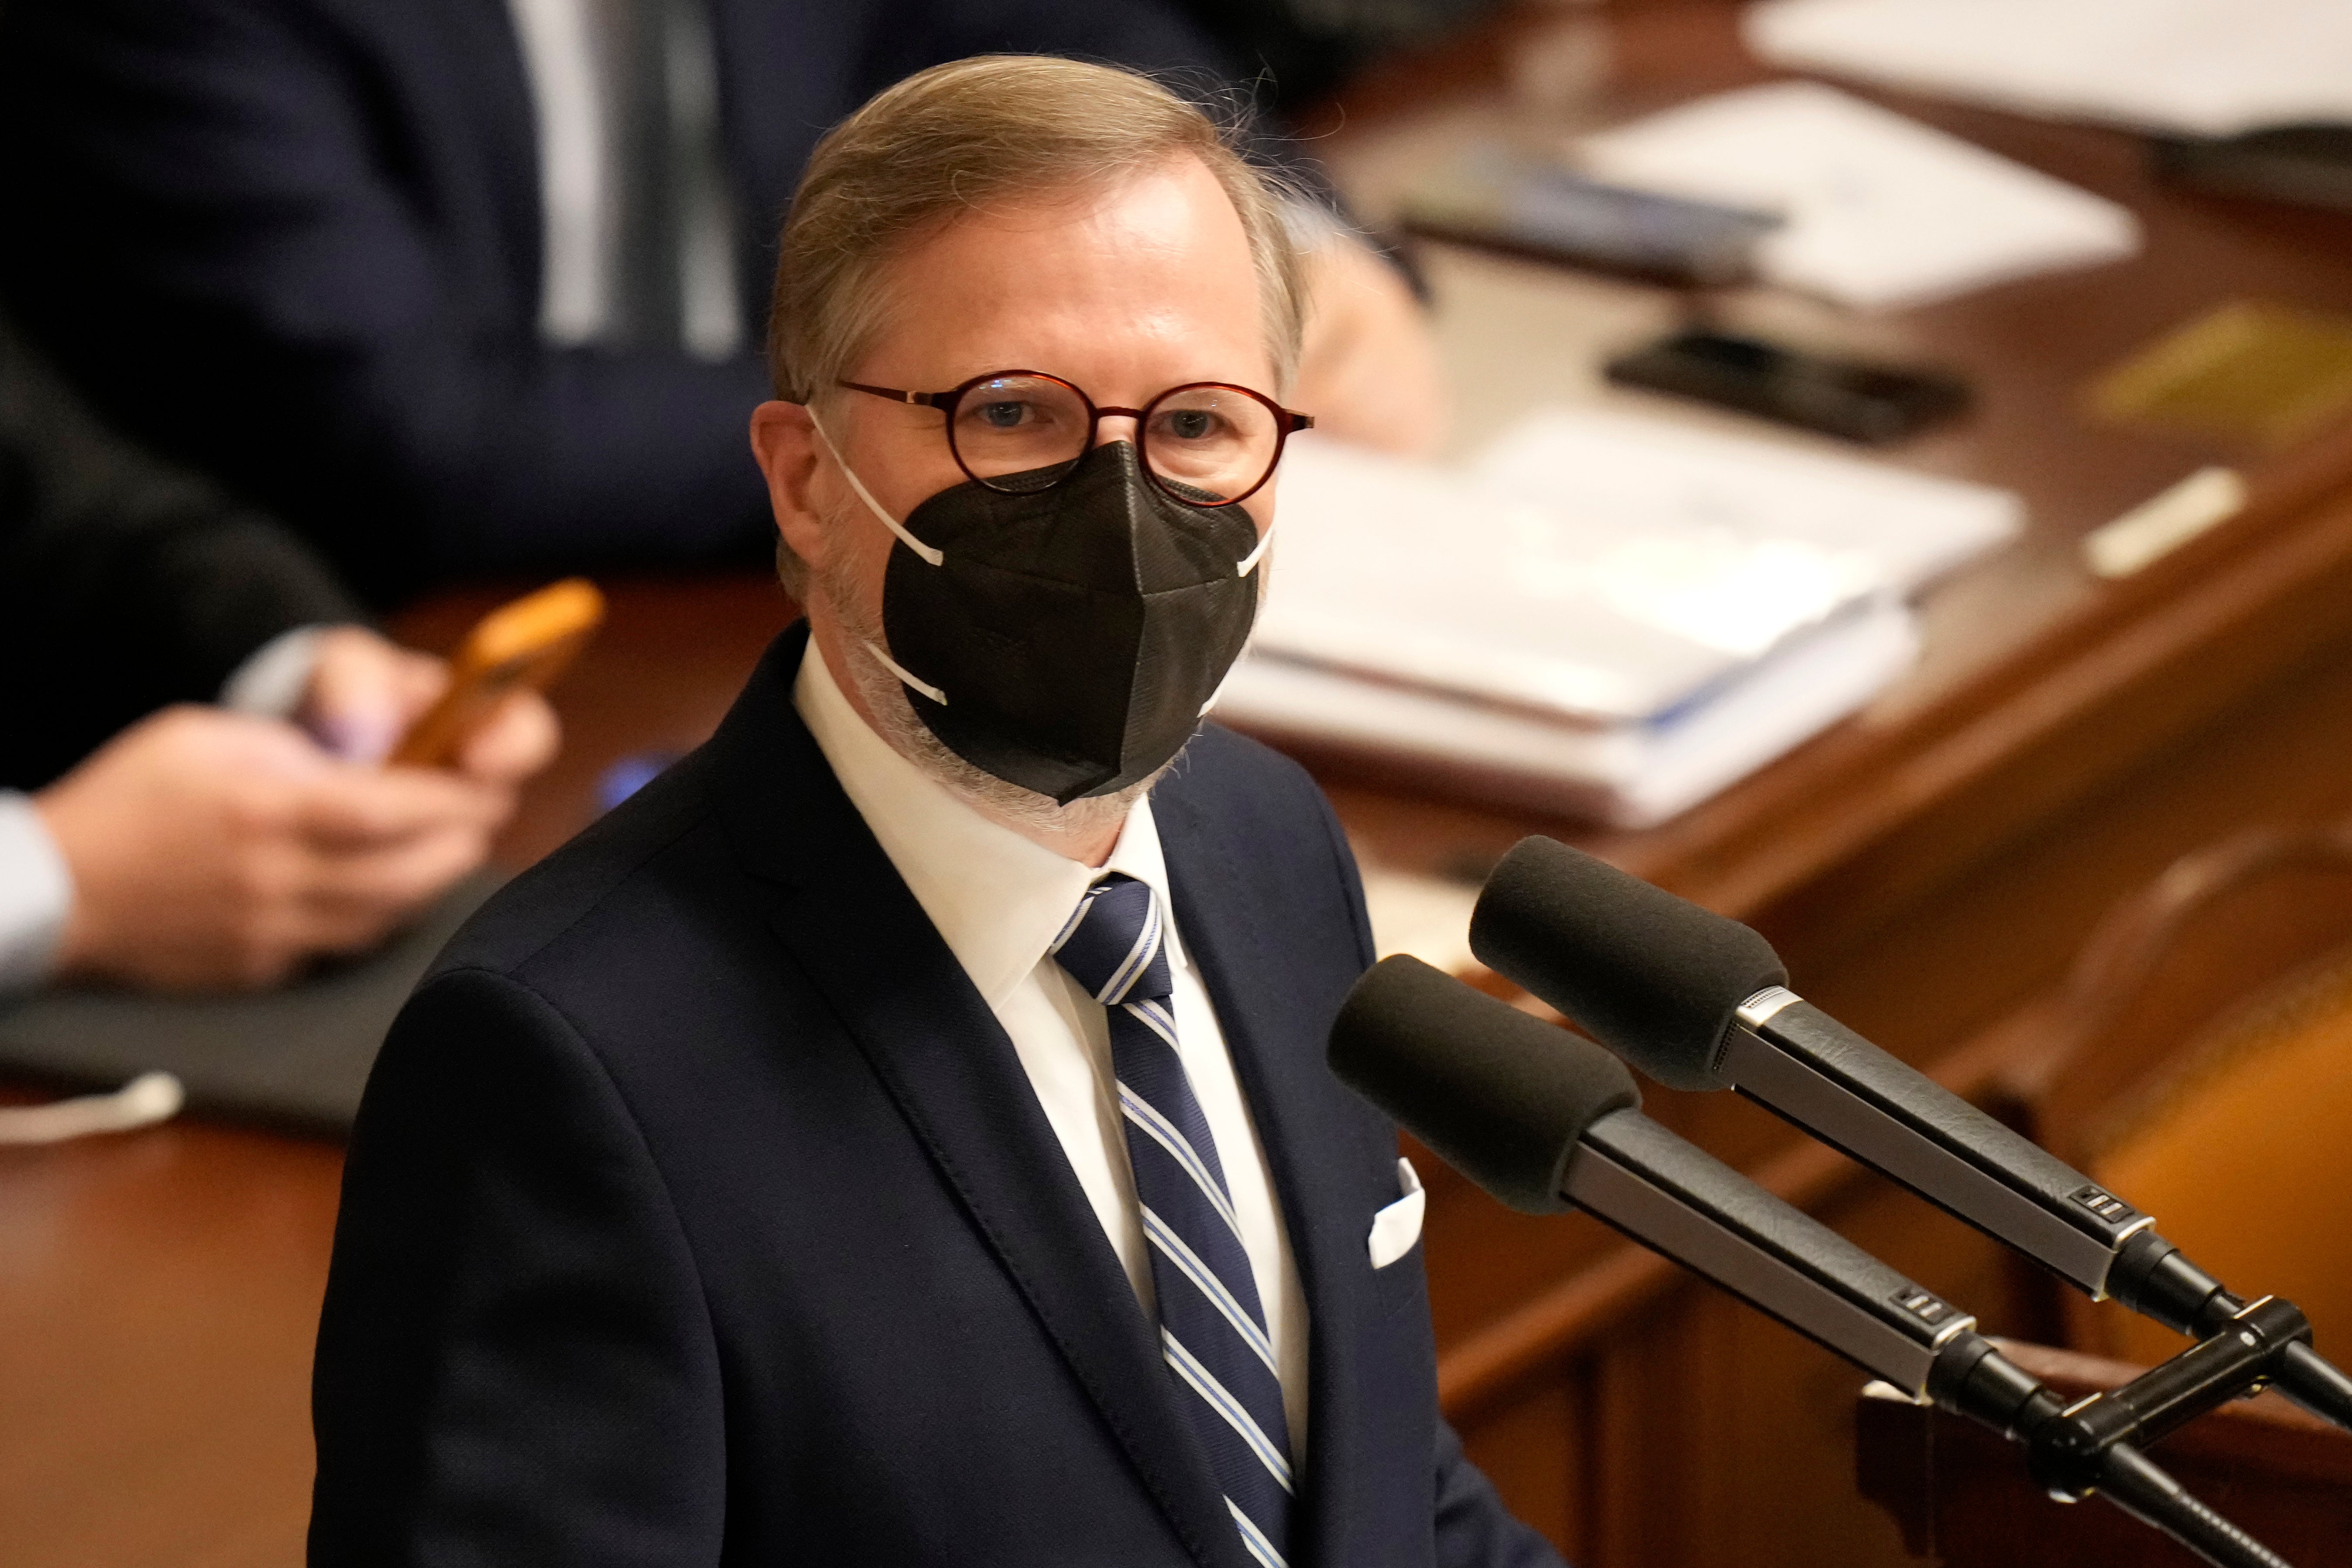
[839,370,1313,505]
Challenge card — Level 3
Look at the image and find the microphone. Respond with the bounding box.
[1335,954,2013,1409]
[1330,955,2296,1568]
[1467,835,2352,1431]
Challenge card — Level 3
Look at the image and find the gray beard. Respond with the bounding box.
[809,501,1158,843]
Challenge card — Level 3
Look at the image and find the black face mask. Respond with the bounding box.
[859,440,1263,805]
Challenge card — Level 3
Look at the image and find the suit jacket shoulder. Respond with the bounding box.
[0,316,365,787]
[1155,719,1378,968]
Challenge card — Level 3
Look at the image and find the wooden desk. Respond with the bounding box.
[9,3,2352,1564]
[1311,8,2352,1562]
[0,581,798,1568]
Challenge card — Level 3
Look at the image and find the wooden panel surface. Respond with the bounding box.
[0,1122,339,1568]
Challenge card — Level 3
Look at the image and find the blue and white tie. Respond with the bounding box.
[1052,873,1293,1568]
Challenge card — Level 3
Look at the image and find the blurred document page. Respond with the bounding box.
[1250,433,1888,725]
[1748,0,2352,139]
[1227,600,1919,829]
[1470,405,2022,594]
[1223,424,2013,824]
[1578,82,2140,309]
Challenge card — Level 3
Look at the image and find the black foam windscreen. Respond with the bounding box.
[1328,955,1640,1215]
[1468,836,1787,1092]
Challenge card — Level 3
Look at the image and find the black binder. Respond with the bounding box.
[0,875,498,1137]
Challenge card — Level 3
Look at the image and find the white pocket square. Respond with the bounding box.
[1367,1157,1425,1269]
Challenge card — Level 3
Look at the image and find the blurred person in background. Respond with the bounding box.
[1172,0,1511,111]
[0,0,1442,604]
[0,321,558,994]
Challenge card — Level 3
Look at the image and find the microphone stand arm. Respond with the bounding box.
[1561,1112,2298,1568]
[1932,1298,2313,1568]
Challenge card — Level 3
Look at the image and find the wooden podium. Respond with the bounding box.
[1855,1341,2352,1566]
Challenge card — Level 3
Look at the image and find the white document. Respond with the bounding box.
[1470,404,2023,596]
[1231,425,2007,824]
[1359,866,1481,975]
[1577,81,2141,310]
[1255,433,1888,726]
[1747,0,2352,139]
[1224,598,1919,830]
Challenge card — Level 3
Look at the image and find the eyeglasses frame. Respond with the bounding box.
[837,369,1313,506]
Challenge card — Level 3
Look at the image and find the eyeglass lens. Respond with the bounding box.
[950,375,1281,501]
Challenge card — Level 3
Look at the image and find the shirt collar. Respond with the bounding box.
[792,636,1186,1008]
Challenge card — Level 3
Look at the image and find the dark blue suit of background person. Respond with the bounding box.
[0,0,1243,602]
[308,623,1565,1568]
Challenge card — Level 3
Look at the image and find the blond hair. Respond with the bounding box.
[765,55,1308,410]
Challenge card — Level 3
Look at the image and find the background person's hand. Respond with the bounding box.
[1291,234,1451,459]
[298,625,446,762]
[299,625,559,784]
[34,648,557,990]
[36,706,506,990]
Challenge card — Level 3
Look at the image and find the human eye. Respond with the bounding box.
[1152,406,1234,443]
[958,374,1086,441]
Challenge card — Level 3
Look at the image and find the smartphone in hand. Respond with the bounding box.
[392,578,605,768]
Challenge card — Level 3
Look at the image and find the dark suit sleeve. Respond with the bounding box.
[0,0,773,598]
[1434,1419,1571,1568]
[0,323,367,789]
[859,0,1353,208]
[867,0,1236,83]
[310,967,727,1566]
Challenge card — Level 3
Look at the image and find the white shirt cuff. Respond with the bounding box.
[218,624,334,718]
[0,792,74,996]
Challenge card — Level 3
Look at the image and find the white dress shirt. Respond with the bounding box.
[0,792,72,994]
[501,0,743,358]
[794,640,1311,1450]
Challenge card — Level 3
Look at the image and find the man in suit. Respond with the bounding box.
[311,56,1554,1568]
[0,320,557,993]
[0,0,1440,603]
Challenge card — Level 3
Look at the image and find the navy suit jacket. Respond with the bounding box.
[309,622,1562,1568]
[0,0,1241,600]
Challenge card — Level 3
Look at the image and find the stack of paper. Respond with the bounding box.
[1218,420,2020,827]
[1577,81,2141,310]
[1470,406,2020,591]
[1747,0,2352,139]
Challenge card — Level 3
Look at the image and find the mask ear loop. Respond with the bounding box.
[805,409,946,567]
[865,642,948,707]
[1236,518,1275,577]
[1202,514,1276,716]
[805,407,952,705]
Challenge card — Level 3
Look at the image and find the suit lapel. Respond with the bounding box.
[1155,774,1382,1568]
[708,627,1247,1568]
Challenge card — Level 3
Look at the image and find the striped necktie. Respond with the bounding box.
[1051,874,1293,1568]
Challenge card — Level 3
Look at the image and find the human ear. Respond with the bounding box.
[749,400,831,574]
